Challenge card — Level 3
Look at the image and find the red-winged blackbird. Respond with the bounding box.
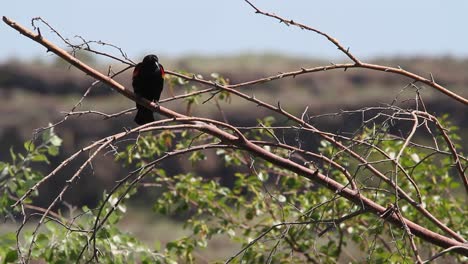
[132,54,165,125]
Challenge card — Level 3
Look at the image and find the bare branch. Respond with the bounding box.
[3,13,467,261]
[244,0,361,64]
[240,2,467,105]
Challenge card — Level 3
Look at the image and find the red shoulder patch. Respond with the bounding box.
[133,63,141,79]
[159,64,165,77]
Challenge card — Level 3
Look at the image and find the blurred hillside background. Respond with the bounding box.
[1,55,467,206]
[1,0,467,259]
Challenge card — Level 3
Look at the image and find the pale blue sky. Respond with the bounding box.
[1,0,467,62]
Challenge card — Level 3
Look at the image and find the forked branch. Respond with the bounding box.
[243,0,468,105]
[3,13,467,262]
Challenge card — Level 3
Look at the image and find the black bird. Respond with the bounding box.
[132,54,165,125]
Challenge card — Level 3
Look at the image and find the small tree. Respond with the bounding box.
[1,1,467,263]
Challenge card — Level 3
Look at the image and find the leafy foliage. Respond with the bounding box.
[100,111,468,263]
[0,76,466,263]
[0,126,62,215]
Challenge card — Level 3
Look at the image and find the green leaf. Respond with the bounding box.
[36,233,49,247]
[257,172,268,182]
[277,194,287,203]
[31,154,49,163]
[0,165,9,179]
[154,240,161,251]
[410,153,420,163]
[4,249,18,263]
[227,229,236,237]
[47,145,60,156]
[9,147,16,162]
[166,259,178,264]
[50,135,63,147]
[24,141,35,152]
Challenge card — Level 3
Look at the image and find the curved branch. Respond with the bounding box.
[168,64,462,241]
[242,1,467,105]
[243,0,360,64]
[415,111,468,193]
[82,142,237,262]
[179,68,464,242]
[252,140,357,190]
[4,16,467,256]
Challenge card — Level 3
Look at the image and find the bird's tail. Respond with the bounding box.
[134,105,154,125]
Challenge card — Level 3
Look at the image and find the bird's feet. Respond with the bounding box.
[153,100,161,109]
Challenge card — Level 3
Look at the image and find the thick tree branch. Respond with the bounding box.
[3,16,467,257]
